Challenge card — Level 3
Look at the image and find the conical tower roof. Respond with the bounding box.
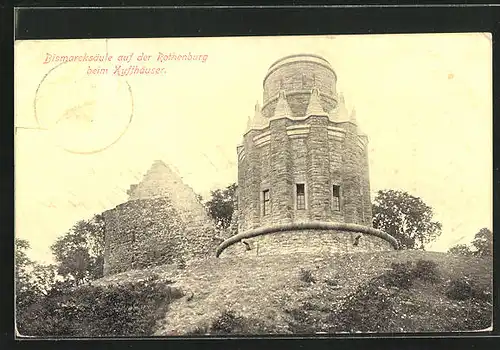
[305,88,328,118]
[329,92,350,122]
[349,107,358,125]
[245,115,252,130]
[253,101,268,128]
[270,90,293,120]
[246,101,269,132]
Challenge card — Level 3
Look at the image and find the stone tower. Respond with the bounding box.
[217,54,398,257]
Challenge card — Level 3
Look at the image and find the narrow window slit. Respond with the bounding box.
[296,184,305,210]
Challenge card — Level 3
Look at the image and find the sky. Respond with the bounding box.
[14,33,492,263]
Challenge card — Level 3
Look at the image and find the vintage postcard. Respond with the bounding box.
[14,34,492,337]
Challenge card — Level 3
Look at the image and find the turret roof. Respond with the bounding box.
[305,88,328,118]
[270,91,293,120]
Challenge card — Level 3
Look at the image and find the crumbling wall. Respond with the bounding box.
[128,160,209,225]
[103,197,219,276]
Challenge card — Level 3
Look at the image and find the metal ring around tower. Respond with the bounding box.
[215,221,399,257]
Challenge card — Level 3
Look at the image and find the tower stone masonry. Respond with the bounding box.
[218,54,398,257]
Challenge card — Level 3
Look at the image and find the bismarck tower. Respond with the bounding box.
[217,54,398,257]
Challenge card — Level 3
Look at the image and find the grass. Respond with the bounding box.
[93,250,492,335]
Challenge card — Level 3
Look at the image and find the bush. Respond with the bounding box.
[286,307,316,334]
[189,325,209,335]
[298,269,316,283]
[177,259,187,270]
[445,277,491,302]
[445,278,474,301]
[383,260,440,290]
[211,310,244,334]
[209,310,274,335]
[324,278,339,287]
[413,259,440,283]
[16,276,183,337]
[384,262,414,289]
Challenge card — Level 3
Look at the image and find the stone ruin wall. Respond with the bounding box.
[103,197,220,276]
[103,161,219,276]
[127,161,208,226]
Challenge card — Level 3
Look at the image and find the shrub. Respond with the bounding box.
[177,259,187,270]
[189,325,209,335]
[445,277,474,301]
[382,260,440,290]
[324,278,339,287]
[301,301,315,311]
[472,289,492,303]
[384,262,414,289]
[211,310,244,334]
[16,276,183,337]
[284,307,317,334]
[209,310,273,335]
[445,277,491,302]
[413,259,440,283]
[298,269,316,284]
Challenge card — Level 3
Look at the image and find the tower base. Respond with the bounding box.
[216,222,398,258]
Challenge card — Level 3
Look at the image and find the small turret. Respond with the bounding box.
[253,101,266,126]
[305,88,328,118]
[270,90,293,120]
[245,115,252,130]
[246,101,268,132]
[330,92,349,122]
[349,107,357,125]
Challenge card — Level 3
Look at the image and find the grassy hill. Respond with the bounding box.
[93,250,493,335]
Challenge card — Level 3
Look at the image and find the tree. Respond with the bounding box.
[372,189,442,250]
[15,238,32,288]
[30,264,58,296]
[471,228,493,257]
[15,239,58,310]
[447,228,492,257]
[448,244,474,256]
[15,238,36,308]
[204,183,237,230]
[50,214,105,286]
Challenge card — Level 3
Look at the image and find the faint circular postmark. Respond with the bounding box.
[34,62,134,154]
